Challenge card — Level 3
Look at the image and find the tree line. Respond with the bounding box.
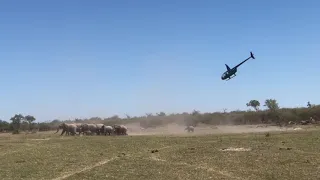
[0,114,36,134]
[0,99,318,133]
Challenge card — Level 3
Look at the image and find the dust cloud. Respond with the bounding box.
[124,122,299,136]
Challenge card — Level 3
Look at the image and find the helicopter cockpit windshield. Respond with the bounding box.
[221,71,228,79]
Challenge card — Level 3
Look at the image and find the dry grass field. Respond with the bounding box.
[0,124,320,180]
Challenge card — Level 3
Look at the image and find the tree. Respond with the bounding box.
[75,118,82,122]
[110,115,120,120]
[10,114,25,133]
[21,121,29,131]
[24,115,36,130]
[24,115,36,124]
[192,110,200,116]
[145,113,153,117]
[223,108,227,113]
[264,99,279,111]
[307,101,315,108]
[0,120,10,132]
[156,112,166,116]
[51,119,60,123]
[125,114,131,119]
[246,100,260,111]
[89,117,102,121]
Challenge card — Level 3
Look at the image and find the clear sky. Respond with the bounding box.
[0,0,319,122]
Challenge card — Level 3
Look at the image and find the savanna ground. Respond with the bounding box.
[0,124,320,180]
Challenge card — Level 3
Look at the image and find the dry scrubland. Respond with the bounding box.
[2,102,320,135]
[1,124,320,180]
[1,103,320,133]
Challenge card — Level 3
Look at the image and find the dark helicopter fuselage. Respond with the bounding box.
[221,68,237,80]
[221,52,255,81]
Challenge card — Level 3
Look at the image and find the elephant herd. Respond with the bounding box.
[54,123,128,136]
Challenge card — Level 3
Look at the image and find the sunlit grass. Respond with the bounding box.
[0,128,319,180]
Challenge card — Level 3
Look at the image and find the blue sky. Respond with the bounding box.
[0,0,319,122]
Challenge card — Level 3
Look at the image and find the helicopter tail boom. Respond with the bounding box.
[232,51,255,70]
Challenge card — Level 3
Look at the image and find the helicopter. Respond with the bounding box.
[221,51,255,81]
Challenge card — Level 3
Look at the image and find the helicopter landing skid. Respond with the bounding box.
[226,74,236,81]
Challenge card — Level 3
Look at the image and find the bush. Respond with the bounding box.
[12,129,20,134]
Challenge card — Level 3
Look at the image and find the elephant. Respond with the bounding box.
[300,120,310,125]
[185,126,194,133]
[80,123,98,135]
[102,125,114,136]
[95,123,105,135]
[112,124,128,135]
[84,130,93,135]
[75,123,83,135]
[54,123,77,136]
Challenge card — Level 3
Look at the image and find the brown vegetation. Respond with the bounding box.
[1,99,319,134]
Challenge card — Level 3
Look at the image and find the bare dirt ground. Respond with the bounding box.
[125,122,306,136]
[0,123,309,138]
